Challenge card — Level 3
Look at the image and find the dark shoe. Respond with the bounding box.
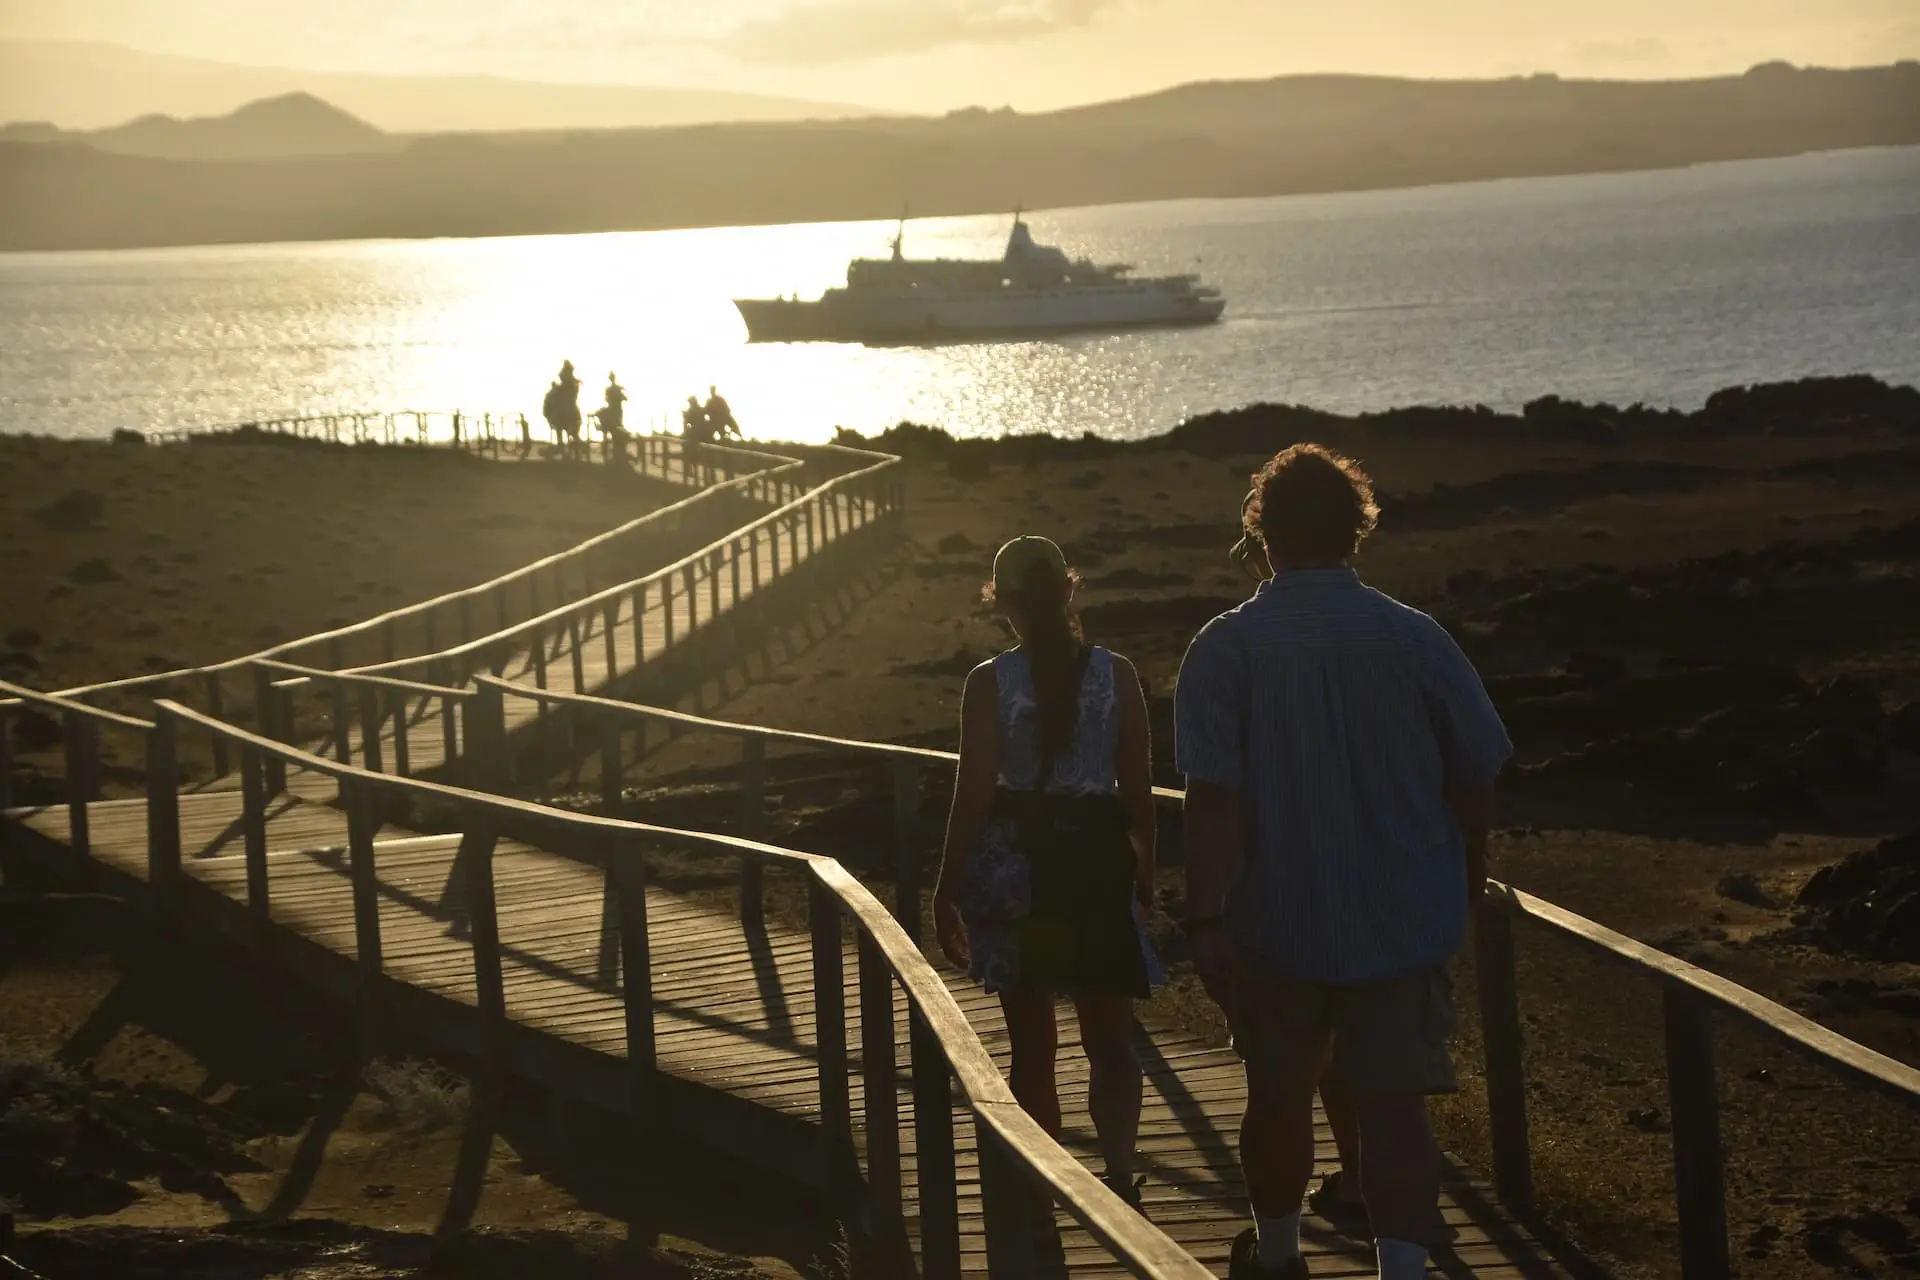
[1100,1170,1146,1212]
[1228,1227,1310,1279]
[1306,1169,1372,1239]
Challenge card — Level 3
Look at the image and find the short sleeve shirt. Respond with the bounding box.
[1174,569,1511,983]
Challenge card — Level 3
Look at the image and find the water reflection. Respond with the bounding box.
[3,146,1917,443]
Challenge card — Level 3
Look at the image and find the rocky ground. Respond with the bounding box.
[617,375,1920,1279]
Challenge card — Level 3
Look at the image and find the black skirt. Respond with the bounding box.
[991,788,1148,998]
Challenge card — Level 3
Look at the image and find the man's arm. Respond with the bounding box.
[1182,778,1244,926]
[1446,778,1495,907]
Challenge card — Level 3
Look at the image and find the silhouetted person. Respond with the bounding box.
[681,395,712,443]
[704,385,740,440]
[598,371,630,464]
[543,362,584,460]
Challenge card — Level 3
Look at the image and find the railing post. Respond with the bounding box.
[62,710,98,861]
[462,818,509,1089]
[0,701,13,812]
[892,759,923,942]
[387,688,411,778]
[911,1006,963,1280]
[468,680,508,791]
[980,1115,1040,1279]
[631,583,648,672]
[358,684,385,774]
[1664,982,1730,1280]
[599,718,622,814]
[740,737,766,928]
[240,744,271,955]
[343,779,385,1062]
[682,565,698,633]
[613,841,656,1131]
[252,665,286,795]
[432,663,458,770]
[708,550,722,619]
[204,672,229,776]
[858,932,904,1230]
[602,599,619,684]
[330,678,353,764]
[145,714,181,904]
[567,614,586,693]
[809,877,855,1205]
[1474,903,1534,1213]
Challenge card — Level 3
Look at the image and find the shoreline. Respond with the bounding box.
[4,136,1914,254]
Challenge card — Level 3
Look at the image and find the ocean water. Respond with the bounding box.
[2,146,1917,444]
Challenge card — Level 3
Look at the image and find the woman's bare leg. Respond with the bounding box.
[1000,987,1061,1136]
[1072,992,1143,1185]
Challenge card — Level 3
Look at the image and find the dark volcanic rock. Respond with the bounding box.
[1794,831,1920,962]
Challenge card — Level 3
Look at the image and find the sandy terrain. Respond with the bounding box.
[5,377,1919,1278]
[0,434,690,694]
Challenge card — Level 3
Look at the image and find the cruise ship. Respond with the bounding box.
[733,213,1225,343]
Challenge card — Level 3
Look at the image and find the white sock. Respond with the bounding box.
[1255,1212,1301,1266]
[1376,1236,1429,1279]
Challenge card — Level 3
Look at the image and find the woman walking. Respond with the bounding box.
[932,535,1164,1219]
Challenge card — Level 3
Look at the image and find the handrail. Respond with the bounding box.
[52,434,805,702]
[257,659,480,701]
[479,675,1187,802]
[322,447,900,684]
[0,677,156,732]
[149,695,1212,1279]
[478,676,953,764]
[1489,882,1920,1101]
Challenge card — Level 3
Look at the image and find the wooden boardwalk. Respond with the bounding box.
[2,440,1574,1277]
[9,793,1571,1278]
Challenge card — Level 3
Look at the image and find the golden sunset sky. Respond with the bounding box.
[4,0,1915,114]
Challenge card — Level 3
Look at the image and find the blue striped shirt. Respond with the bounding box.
[1173,569,1512,984]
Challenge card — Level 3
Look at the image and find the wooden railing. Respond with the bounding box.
[416,680,1920,1280]
[143,698,1214,1280]
[1472,883,1920,1280]
[242,449,904,803]
[45,434,815,778]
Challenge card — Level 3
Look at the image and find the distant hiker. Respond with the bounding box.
[681,395,712,444]
[704,385,741,440]
[597,372,630,464]
[542,372,583,460]
[517,412,533,459]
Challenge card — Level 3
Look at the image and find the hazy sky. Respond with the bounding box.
[4,0,1915,112]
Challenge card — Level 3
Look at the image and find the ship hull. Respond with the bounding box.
[734,289,1225,344]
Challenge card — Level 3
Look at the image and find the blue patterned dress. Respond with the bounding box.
[961,646,1167,995]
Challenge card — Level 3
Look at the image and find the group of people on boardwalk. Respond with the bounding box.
[934,445,1510,1280]
[537,360,742,461]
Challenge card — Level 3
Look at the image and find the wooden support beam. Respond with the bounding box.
[1475,903,1533,1213]
[1665,981,1730,1280]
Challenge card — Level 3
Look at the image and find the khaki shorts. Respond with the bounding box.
[1229,962,1459,1097]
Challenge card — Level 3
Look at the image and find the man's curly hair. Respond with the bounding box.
[1245,443,1380,565]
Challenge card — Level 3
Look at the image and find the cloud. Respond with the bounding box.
[721,0,1121,64]
[1571,36,1669,68]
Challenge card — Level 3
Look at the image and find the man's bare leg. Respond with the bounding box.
[1354,1092,1443,1279]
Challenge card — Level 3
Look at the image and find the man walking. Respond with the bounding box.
[1175,444,1510,1280]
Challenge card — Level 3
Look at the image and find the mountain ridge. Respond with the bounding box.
[0,39,875,134]
[2,61,1915,252]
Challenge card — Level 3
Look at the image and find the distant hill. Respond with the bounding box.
[0,39,875,134]
[3,62,1916,252]
[3,93,398,160]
